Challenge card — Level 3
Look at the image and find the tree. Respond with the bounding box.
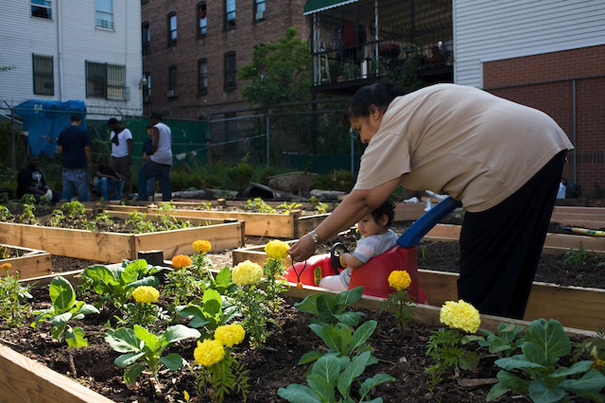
[238,27,311,107]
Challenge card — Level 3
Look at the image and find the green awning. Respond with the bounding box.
[303,0,359,15]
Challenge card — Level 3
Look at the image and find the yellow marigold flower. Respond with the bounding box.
[192,240,212,253]
[132,286,160,303]
[591,358,605,371]
[265,240,290,260]
[194,339,225,367]
[440,299,481,333]
[214,323,246,347]
[172,254,192,268]
[388,270,411,291]
[232,260,263,286]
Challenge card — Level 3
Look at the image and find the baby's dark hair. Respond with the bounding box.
[371,198,395,227]
[344,79,407,121]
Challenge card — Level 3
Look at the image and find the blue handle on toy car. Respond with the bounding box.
[397,196,462,248]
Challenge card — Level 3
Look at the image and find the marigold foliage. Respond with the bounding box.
[132,286,160,303]
[193,240,212,253]
[388,270,411,291]
[440,299,481,333]
[172,254,192,268]
[194,339,225,367]
[264,240,290,260]
[232,260,263,286]
[215,323,246,347]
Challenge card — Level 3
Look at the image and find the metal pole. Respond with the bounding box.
[265,113,270,167]
[572,79,577,184]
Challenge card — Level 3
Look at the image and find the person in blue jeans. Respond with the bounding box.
[137,113,172,201]
[93,155,124,201]
[56,114,92,201]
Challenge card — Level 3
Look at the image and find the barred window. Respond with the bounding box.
[224,52,236,91]
[95,0,114,29]
[31,0,52,19]
[86,61,126,100]
[32,54,54,95]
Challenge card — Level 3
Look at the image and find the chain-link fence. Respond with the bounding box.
[207,98,364,174]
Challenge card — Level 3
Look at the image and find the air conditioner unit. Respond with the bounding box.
[167,89,177,97]
[255,11,265,20]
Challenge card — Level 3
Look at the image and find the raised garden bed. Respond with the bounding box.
[232,231,605,332]
[0,269,596,403]
[0,220,244,263]
[0,244,51,280]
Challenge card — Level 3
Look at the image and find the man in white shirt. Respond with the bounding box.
[108,118,133,199]
[137,112,173,201]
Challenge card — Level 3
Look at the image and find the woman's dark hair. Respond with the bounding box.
[371,197,395,227]
[344,79,407,120]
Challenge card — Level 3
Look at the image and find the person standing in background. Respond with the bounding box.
[137,112,172,201]
[56,113,92,201]
[142,125,156,198]
[108,118,133,199]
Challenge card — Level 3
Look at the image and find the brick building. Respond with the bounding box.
[141,0,309,119]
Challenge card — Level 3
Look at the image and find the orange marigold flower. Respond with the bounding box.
[0,263,12,269]
[172,254,192,268]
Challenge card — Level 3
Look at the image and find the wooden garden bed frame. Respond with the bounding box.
[0,267,593,403]
[551,205,605,230]
[99,204,328,238]
[0,219,244,263]
[232,238,605,332]
[0,244,51,280]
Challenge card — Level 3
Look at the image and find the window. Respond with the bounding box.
[168,13,177,46]
[225,0,236,30]
[32,54,54,95]
[197,59,208,95]
[224,52,236,91]
[143,72,151,101]
[197,2,207,37]
[142,22,150,55]
[86,61,126,100]
[254,0,266,21]
[31,0,51,19]
[95,0,114,29]
[168,65,177,97]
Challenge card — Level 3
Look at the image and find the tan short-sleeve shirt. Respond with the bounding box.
[354,84,574,212]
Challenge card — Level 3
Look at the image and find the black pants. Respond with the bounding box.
[458,151,566,319]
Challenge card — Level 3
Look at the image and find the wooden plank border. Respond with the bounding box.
[0,244,51,280]
[0,221,244,263]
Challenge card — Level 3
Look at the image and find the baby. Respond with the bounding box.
[319,199,398,291]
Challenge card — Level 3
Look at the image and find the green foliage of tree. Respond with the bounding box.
[237,27,311,107]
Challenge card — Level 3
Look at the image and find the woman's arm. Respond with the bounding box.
[288,176,402,261]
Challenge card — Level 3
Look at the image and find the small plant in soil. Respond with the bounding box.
[309,196,330,214]
[263,240,290,313]
[126,211,156,233]
[563,242,605,273]
[0,205,11,221]
[381,270,415,329]
[62,200,86,219]
[80,259,164,309]
[243,197,275,213]
[277,202,302,214]
[19,202,37,225]
[0,265,32,328]
[105,324,201,392]
[32,276,99,348]
[49,209,65,227]
[116,286,169,329]
[487,318,605,402]
[295,286,365,327]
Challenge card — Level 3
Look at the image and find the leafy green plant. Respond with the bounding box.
[563,243,605,272]
[62,200,85,218]
[19,203,37,225]
[279,351,394,403]
[487,318,605,402]
[105,324,201,388]
[467,322,525,358]
[571,326,605,373]
[49,209,65,227]
[243,197,275,213]
[176,287,238,337]
[0,266,32,327]
[196,201,213,210]
[20,193,36,205]
[32,276,99,348]
[164,268,205,307]
[295,286,365,327]
[277,202,302,214]
[227,161,254,191]
[125,211,155,234]
[95,211,113,228]
[80,259,162,308]
[309,196,329,214]
[0,205,12,221]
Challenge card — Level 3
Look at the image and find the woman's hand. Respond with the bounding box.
[288,233,317,262]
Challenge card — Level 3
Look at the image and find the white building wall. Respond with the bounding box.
[453,0,605,88]
[0,0,142,116]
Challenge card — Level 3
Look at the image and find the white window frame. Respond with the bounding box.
[95,0,114,29]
